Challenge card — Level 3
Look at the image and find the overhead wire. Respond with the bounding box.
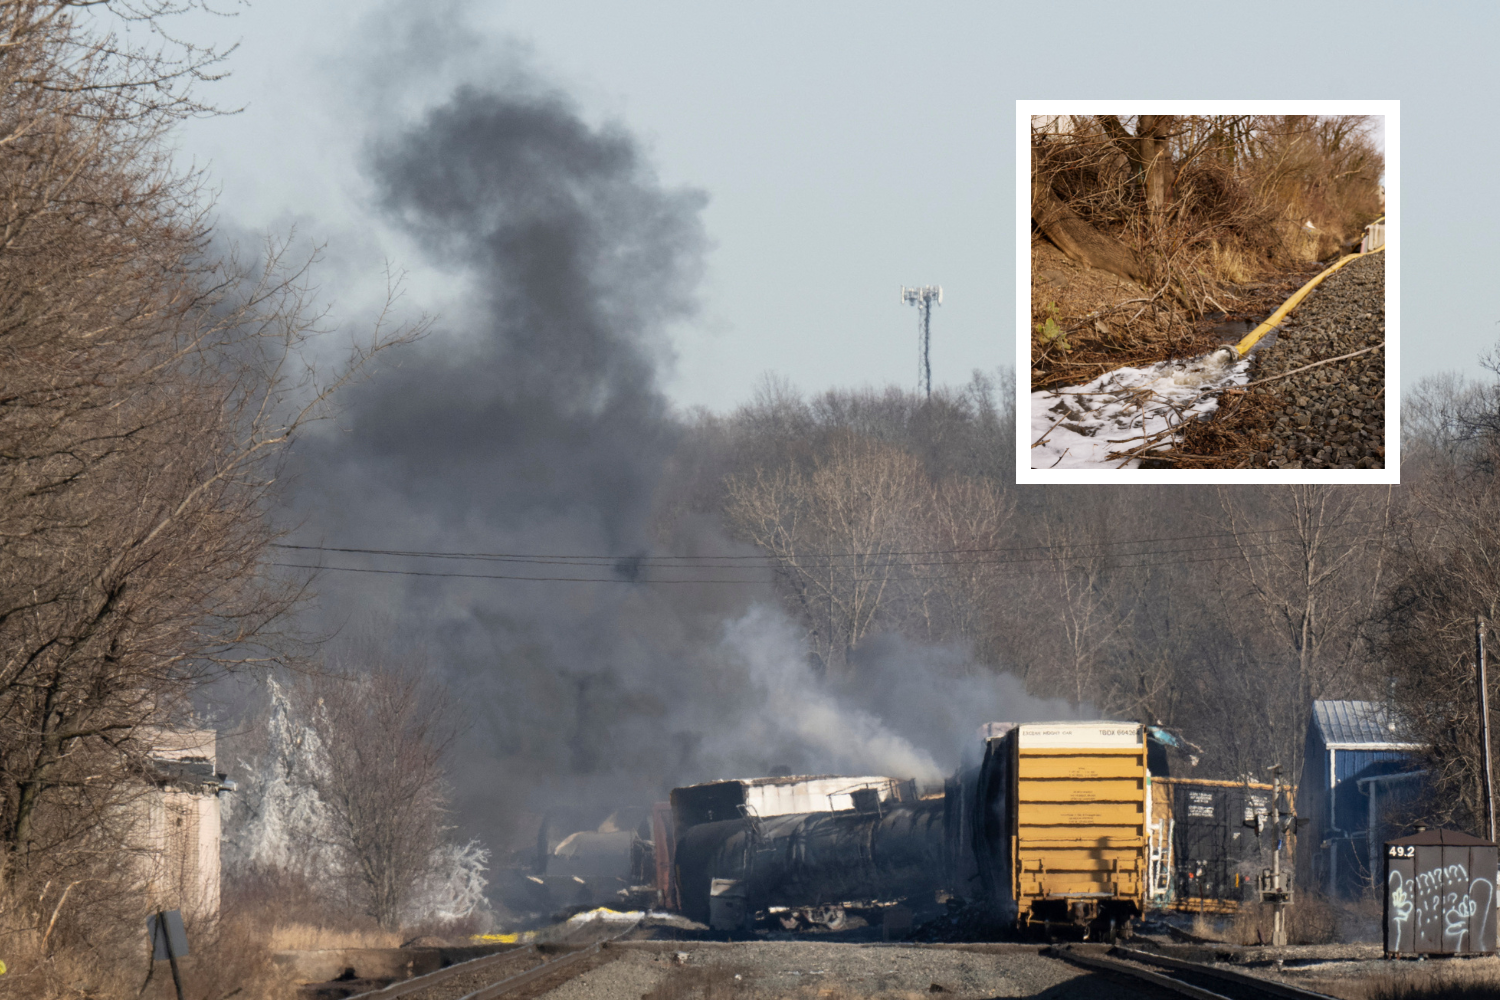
[269,518,1385,584]
[269,517,1390,569]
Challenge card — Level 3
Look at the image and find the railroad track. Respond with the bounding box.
[1048,943,1342,1000]
[342,937,1344,1000]
[346,940,618,1000]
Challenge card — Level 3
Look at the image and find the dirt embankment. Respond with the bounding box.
[1030,240,1324,394]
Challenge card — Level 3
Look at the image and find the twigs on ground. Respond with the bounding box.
[1240,344,1383,388]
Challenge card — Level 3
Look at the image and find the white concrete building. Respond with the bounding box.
[137,729,231,920]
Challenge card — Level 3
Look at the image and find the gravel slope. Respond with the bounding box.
[1244,252,1386,469]
[536,942,1177,1000]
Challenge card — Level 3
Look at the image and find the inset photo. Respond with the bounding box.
[1017,103,1397,481]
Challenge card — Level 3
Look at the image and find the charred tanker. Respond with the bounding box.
[673,798,947,925]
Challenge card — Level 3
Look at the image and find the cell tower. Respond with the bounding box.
[901,285,942,399]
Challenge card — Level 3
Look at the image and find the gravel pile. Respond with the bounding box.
[536,942,1158,999]
[1243,252,1385,469]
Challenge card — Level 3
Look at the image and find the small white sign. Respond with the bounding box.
[1017,722,1143,749]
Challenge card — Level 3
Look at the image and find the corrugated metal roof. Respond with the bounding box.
[1388,828,1494,847]
[1313,700,1420,747]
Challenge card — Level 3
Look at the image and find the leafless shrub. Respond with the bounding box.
[1219,895,1344,946]
[292,659,463,929]
[1356,964,1500,1000]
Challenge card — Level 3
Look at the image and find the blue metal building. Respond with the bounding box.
[1298,700,1424,899]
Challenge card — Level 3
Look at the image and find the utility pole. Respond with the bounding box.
[901,285,942,399]
[1479,615,1495,841]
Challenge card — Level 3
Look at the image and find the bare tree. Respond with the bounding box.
[1377,394,1500,831]
[0,0,422,894]
[724,433,928,676]
[1098,114,1176,226]
[1217,485,1393,775]
[295,660,461,929]
[911,476,1014,656]
[1027,509,1134,704]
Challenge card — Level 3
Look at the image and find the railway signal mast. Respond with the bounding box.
[1259,764,1294,947]
[901,285,942,399]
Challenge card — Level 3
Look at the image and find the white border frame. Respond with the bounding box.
[1016,100,1399,484]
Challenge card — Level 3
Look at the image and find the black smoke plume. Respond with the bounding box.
[284,68,1068,861]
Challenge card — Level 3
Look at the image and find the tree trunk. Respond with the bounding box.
[1138,115,1173,224]
[1031,146,1146,285]
[1098,115,1175,226]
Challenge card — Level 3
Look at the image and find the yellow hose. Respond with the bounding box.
[1234,242,1386,356]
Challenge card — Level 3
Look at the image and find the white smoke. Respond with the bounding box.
[708,605,945,782]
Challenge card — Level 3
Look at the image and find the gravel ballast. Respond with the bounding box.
[1242,252,1386,469]
[534,941,1175,999]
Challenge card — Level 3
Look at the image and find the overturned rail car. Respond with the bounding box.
[672,798,946,925]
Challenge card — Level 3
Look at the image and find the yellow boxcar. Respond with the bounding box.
[974,722,1147,932]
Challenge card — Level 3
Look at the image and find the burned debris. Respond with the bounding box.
[493,709,1462,946]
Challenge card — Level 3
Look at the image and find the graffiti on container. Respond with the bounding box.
[1387,862,1494,952]
[1387,874,1413,950]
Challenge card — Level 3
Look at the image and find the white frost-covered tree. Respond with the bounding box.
[404,839,492,927]
[221,678,340,881]
[224,673,490,928]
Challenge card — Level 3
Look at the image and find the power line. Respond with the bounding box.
[271,535,1367,585]
[269,517,1388,567]
[269,563,753,584]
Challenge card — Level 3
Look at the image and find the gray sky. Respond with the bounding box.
[172,1,1483,413]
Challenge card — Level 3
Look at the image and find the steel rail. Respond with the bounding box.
[1112,945,1341,1000]
[1048,946,1230,1000]
[345,946,538,1000]
[456,941,612,1000]
[1048,944,1342,1000]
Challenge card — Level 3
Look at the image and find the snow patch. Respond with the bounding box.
[565,907,649,926]
[1030,347,1250,470]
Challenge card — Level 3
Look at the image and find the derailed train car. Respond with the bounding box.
[1148,777,1288,914]
[673,798,947,925]
[669,721,1150,934]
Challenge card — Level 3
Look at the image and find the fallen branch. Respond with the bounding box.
[1031,411,1073,449]
[42,880,81,949]
[1204,293,1235,315]
[1242,344,1383,388]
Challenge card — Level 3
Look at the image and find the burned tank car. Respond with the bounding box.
[974,722,1148,933]
[673,798,946,924]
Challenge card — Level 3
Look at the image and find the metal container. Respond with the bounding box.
[1384,829,1498,956]
[708,878,749,932]
[977,722,1147,930]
